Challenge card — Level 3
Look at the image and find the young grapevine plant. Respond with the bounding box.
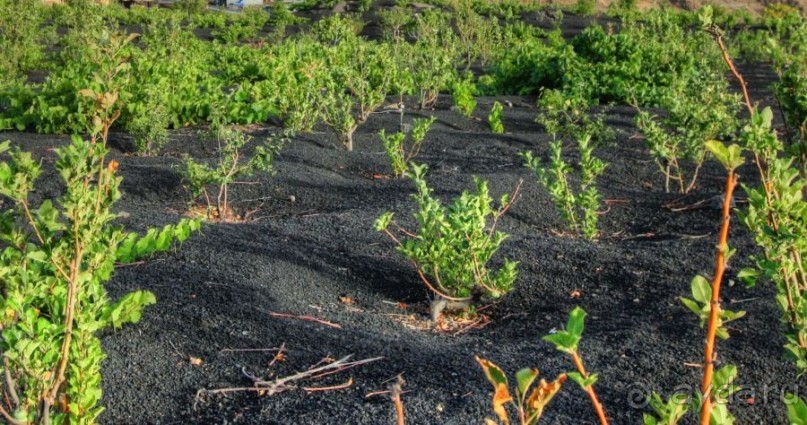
[375,163,519,305]
[379,116,436,177]
[522,134,605,240]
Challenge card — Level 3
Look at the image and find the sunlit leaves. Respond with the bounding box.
[0,134,183,422]
[376,163,518,301]
[543,306,586,354]
[681,275,746,340]
[489,101,505,134]
[704,140,744,171]
[476,356,566,425]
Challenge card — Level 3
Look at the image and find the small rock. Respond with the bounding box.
[288,195,296,203]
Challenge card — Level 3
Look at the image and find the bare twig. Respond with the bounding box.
[3,358,19,408]
[700,172,739,425]
[197,355,382,403]
[452,315,492,336]
[268,343,286,368]
[366,389,414,398]
[303,378,354,393]
[0,402,25,425]
[268,312,342,329]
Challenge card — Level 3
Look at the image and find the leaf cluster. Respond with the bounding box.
[379,116,436,177]
[375,163,518,300]
[476,356,566,425]
[0,136,194,423]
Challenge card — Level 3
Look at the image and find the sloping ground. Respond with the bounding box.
[4,81,804,423]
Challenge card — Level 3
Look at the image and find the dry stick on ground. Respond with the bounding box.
[196,355,382,401]
[268,311,343,329]
[268,343,287,368]
[219,347,282,354]
[570,351,609,425]
[303,378,354,393]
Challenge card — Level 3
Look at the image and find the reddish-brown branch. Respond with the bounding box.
[571,352,609,425]
[713,34,753,116]
[415,269,471,301]
[699,172,739,425]
[0,403,25,425]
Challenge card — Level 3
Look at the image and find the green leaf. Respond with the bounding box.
[567,372,597,388]
[691,275,712,304]
[760,107,773,128]
[374,212,394,231]
[709,403,735,425]
[515,368,539,399]
[566,306,586,338]
[737,268,760,287]
[720,309,746,322]
[705,140,743,171]
[705,140,728,165]
[475,356,513,423]
[786,393,807,424]
[102,290,157,329]
[712,364,737,393]
[543,332,578,353]
[681,297,704,317]
[477,356,508,387]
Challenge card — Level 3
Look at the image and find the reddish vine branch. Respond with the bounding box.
[699,171,739,425]
[571,352,609,425]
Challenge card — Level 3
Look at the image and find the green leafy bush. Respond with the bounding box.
[451,0,501,68]
[0,0,46,83]
[775,58,807,166]
[522,133,605,239]
[634,68,739,193]
[375,163,518,303]
[574,0,596,16]
[175,0,207,17]
[125,85,171,156]
[739,108,807,374]
[408,10,459,108]
[452,75,478,118]
[0,133,198,423]
[377,5,411,41]
[379,116,436,177]
[489,101,505,134]
[182,127,283,220]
